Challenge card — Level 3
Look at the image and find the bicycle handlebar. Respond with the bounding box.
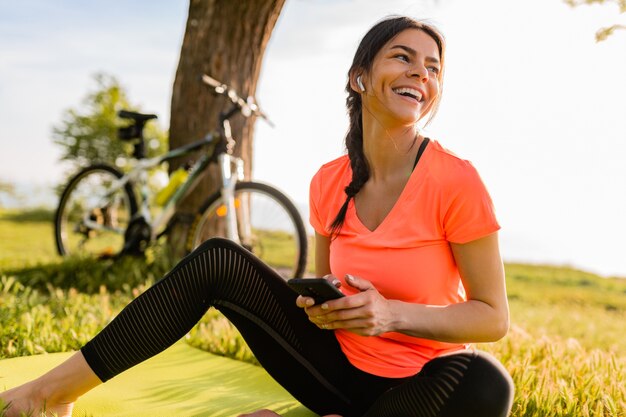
[201,74,274,127]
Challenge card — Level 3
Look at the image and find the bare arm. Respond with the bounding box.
[315,232,332,277]
[306,232,510,344]
[390,232,509,342]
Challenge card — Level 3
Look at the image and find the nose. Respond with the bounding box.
[407,64,429,83]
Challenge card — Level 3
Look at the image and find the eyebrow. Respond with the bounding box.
[390,45,440,64]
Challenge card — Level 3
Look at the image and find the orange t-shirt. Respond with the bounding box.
[309,140,500,378]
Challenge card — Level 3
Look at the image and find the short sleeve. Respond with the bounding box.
[442,162,500,243]
[309,169,330,236]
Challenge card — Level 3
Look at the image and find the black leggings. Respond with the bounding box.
[81,238,514,417]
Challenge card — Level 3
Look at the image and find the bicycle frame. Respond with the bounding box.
[78,74,272,253]
[57,74,306,277]
[81,131,246,245]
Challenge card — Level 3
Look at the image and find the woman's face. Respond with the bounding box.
[360,28,442,126]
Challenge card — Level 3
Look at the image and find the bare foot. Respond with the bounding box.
[0,380,74,417]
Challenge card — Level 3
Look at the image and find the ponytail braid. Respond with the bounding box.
[329,90,370,238]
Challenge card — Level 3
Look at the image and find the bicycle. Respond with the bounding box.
[54,74,308,279]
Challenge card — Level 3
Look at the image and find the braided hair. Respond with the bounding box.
[329,16,446,238]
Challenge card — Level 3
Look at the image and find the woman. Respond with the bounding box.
[0,16,514,417]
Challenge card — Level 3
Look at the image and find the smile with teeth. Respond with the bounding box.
[393,87,423,102]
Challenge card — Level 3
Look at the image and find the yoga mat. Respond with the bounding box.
[0,342,318,417]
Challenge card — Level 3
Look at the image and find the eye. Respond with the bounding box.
[427,66,440,75]
[394,53,410,63]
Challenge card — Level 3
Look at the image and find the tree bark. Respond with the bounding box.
[167,0,286,254]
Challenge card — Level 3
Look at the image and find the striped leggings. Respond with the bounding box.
[81,238,514,417]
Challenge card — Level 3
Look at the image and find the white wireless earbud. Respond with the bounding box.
[356,76,365,93]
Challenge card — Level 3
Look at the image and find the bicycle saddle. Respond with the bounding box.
[118,110,158,122]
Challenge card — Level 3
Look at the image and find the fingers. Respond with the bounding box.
[295,295,315,308]
[311,303,369,324]
[305,281,390,336]
[294,275,341,309]
[312,316,382,336]
[307,302,351,330]
[345,274,374,291]
[296,274,385,335]
[323,274,342,288]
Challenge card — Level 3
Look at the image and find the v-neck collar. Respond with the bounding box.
[351,139,431,234]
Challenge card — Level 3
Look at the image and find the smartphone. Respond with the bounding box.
[287,278,345,305]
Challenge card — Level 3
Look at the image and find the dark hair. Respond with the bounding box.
[329,16,446,238]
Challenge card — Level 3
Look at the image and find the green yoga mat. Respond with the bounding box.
[0,342,317,417]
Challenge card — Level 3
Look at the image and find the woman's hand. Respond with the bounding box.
[297,274,395,336]
[294,274,342,309]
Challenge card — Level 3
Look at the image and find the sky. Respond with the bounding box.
[1,0,625,277]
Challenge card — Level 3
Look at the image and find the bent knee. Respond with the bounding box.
[440,351,514,417]
[193,237,238,252]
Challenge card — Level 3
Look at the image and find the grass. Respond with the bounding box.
[505,263,626,354]
[0,208,59,270]
[0,208,625,416]
[249,229,302,273]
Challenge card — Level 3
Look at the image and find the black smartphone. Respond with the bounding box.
[287,278,345,305]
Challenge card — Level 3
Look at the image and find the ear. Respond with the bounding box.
[357,76,366,92]
[349,71,364,93]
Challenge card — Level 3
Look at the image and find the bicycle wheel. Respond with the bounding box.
[55,164,137,258]
[188,181,308,279]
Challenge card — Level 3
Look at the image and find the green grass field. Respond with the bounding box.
[0,208,624,416]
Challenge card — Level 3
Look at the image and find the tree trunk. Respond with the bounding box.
[167,0,286,255]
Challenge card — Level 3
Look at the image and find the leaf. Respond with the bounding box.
[595,24,626,41]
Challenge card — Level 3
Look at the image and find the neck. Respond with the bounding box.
[361,117,419,180]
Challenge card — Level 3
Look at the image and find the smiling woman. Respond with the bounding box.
[307,15,514,416]
[0,15,513,417]
[358,29,443,126]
